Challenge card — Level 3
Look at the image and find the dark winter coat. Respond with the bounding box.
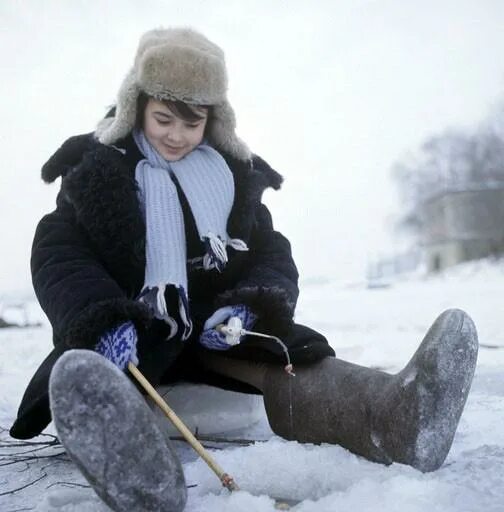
[10,134,334,439]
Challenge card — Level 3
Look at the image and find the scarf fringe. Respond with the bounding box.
[228,238,249,252]
[138,284,192,341]
[156,283,168,316]
[177,286,193,340]
[203,232,249,272]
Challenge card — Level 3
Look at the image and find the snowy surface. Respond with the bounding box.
[1,259,504,511]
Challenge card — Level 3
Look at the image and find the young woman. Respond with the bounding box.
[10,28,478,512]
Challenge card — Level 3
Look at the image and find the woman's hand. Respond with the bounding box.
[199,304,257,350]
[95,321,138,370]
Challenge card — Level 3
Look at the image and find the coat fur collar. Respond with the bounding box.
[40,134,284,291]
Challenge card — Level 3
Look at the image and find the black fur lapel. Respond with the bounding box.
[60,142,146,295]
[41,133,97,183]
[221,152,284,240]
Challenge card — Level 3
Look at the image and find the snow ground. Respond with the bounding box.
[1,259,503,511]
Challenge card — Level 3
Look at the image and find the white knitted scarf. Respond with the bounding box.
[133,129,248,340]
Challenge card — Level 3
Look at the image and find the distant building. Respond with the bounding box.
[419,184,504,272]
[366,249,422,287]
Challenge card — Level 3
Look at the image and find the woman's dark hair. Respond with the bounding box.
[135,92,211,128]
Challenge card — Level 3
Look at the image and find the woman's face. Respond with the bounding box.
[143,98,208,161]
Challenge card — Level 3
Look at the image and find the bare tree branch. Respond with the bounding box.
[170,434,258,446]
[45,481,90,490]
[0,472,47,497]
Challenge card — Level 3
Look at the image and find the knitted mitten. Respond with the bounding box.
[95,321,139,370]
[199,304,257,351]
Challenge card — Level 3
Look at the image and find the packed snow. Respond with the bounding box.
[1,259,503,511]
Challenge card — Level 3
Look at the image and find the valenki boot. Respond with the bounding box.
[263,308,478,472]
[49,350,187,512]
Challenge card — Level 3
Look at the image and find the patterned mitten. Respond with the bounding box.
[95,321,139,370]
[199,304,257,351]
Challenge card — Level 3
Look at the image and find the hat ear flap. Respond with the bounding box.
[208,101,251,162]
[96,70,141,145]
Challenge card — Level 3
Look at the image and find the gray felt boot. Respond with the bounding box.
[49,350,187,512]
[263,308,478,472]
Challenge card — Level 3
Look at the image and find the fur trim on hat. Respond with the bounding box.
[95,27,251,162]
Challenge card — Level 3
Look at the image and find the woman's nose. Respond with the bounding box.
[166,123,183,143]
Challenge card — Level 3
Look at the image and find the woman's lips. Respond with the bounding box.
[164,144,184,152]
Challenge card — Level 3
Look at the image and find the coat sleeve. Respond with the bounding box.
[215,203,299,336]
[31,191,151,350]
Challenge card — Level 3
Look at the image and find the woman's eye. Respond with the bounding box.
[156,118,172,125]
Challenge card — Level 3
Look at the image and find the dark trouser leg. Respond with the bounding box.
[201,309,478,472]
[198,352,269,392]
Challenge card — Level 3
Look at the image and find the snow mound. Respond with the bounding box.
[183,436,504,512]
[3,257,504,511]
[37,489,109,512]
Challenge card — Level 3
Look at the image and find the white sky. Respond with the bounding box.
[1,0,504,294]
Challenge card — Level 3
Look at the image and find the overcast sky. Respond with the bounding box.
[1,0,503,294]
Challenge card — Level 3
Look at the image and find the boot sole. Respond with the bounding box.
[393,308,478,471]
[49,350,187,512]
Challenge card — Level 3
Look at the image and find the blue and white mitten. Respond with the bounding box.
[95,321,139,370]
[199,304,257,351]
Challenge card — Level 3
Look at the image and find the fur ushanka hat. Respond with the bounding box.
[95,27,251,161]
